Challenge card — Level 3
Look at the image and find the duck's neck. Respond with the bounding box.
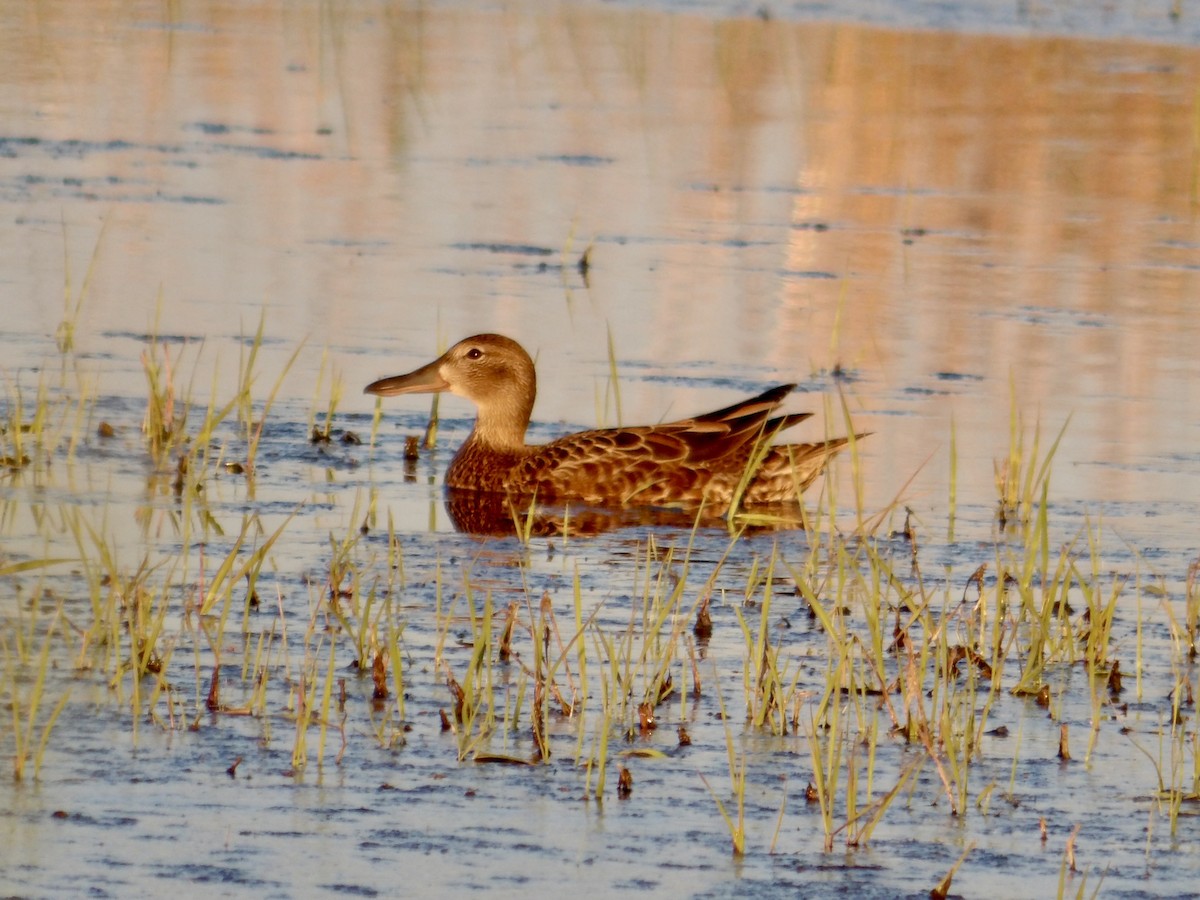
[470,397,533,453]
[464,374,535,452]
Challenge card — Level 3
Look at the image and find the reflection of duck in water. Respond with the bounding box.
[365,334,865,534]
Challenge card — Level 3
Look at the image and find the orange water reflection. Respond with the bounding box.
[1,0,1197,515]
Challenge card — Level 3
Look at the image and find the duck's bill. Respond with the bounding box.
[364,360,449,396]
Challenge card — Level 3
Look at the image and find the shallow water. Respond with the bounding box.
[2,1,1200,897]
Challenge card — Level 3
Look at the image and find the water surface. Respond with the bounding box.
[2,1,1199,897]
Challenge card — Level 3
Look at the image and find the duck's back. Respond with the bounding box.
[443,383,857,510]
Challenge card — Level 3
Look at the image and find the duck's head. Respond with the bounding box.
[365,333,537,448]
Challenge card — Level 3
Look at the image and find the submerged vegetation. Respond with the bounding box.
[2,319,1199,895]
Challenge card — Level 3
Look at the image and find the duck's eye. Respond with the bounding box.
[466,347,483,360]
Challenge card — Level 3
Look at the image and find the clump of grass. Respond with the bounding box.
[930,844,974,900]
[1,589,71,781]
[141,328,189,463]
[196,512,295,618]
[700,669,747,855]
[442,584,500,761]
[239,316,306,485]
[55,215,108,356]
[308,350,345,444]
[0,383,34,473]
[734,546,791,733]
[993,382,1070,532]
[1185,557,1200,660]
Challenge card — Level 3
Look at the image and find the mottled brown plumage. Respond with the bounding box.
[364,334,863,513]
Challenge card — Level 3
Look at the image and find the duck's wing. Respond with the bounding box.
[549,384,803,465]
[677,384,809,462]
[511,385,808,503]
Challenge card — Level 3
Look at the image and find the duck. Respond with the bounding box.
[364,333,864,514]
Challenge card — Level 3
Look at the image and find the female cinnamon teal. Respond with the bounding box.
[364,334,863,512]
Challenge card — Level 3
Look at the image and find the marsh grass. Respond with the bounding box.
[446,584,499,761]
[142,328,188,462]
[197,512,295,618]
[3,314,1195,897]
[307,350,342,444]
[2,599,71,780]
[55,216,108,356]
[241,319,306,484]
[699,676,748,855]
[1185,556,1200,660]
